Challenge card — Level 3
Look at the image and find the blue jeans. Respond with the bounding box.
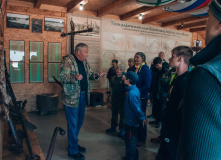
[65,92,86,154]
[125,125,139,160]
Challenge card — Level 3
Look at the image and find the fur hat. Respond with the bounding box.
[209,0,221,21]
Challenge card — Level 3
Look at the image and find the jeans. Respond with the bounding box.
[125,125,139,160]
[138,98,147,142]
[65,92,86,154]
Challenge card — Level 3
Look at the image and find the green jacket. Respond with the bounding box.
[60,54,98,108]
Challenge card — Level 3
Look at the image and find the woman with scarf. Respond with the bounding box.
[131,52,152,146]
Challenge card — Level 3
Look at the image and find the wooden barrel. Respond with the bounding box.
[36,94,58,115]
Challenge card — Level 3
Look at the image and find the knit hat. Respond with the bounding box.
[125,71,139,85]
[112,59,118,64]
[128,58,134,62]
[135,52,146,62]
[209,0,221,21]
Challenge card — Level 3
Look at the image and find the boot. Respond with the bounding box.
[106,127,117,133]
[118,129,125,137]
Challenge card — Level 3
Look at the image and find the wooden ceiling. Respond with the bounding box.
[8,0,208,32]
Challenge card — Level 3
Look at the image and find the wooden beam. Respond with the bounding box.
[190,27,206,32]
[121,6,157,20]
[162,16,208,27]
[97,0,128,17]
[121,1,178,21]
[7,5,66,17]
[142,11,182,24]
[34,0,42,8]
[177,20,207,30]
[67,0,82,13]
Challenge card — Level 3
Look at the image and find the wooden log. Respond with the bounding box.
[2,110,45,160]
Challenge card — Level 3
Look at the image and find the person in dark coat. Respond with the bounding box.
[107,59,118,81]
[154,46,193,160]
[127,58,134,72]
[131,52,152,146]
[177,1,221,159]
[148,52,169,119]
[149,57,169,128]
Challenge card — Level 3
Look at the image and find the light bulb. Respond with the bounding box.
[79,4,83,10]
[139,14,142,20]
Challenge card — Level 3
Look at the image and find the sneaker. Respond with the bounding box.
[106,127,117,133]
[68,152,85,160]
[149,120,157,124]
[118,130,125,138]
[78,145,86,153]
[156,122,161,128]
[150,137,162,143]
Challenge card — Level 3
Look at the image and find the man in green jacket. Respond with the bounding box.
[177,0,221,159]
[60,43,105,160]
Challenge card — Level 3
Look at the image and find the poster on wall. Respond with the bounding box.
[44,17,64,32]
[32,19,42,33]
[6,13,29,29]
[67,15,100,38]
[101,19,192,68]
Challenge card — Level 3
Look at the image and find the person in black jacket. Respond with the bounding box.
[149,57,169,128]
[154,46,193,160]
[148,52,169,120]
[107,59,118,81]
[107,59,118,94]
[177,1,221,159]
[127,58,134,72]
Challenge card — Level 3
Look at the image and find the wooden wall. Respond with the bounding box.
[2,2,206,112]
[4,4,67,112]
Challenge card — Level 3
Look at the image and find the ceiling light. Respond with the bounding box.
[139,14,142,20]
[79,4,83,10]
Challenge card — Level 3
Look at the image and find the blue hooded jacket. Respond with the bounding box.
[125,85,145,127]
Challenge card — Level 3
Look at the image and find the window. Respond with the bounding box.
[30,41,43,82]
[48,42,61,82]
[10,40,25,83]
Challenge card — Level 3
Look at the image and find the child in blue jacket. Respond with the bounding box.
[123,71,146,160]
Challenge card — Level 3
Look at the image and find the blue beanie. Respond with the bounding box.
[125,71,139,85]
[209,0,221,21]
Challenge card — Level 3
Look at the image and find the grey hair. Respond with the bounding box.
[75,43,88,54]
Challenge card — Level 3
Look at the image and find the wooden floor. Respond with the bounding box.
[2,110,45,160]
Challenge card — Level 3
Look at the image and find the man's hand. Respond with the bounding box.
[142,119,146,127]
[75,73,83,80]
[96,71,106,77]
